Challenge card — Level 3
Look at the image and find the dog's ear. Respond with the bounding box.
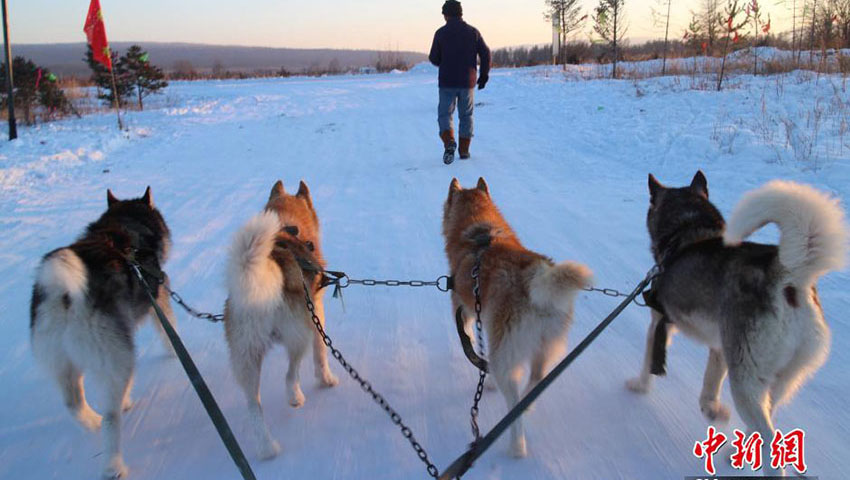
[448,178,461,200]
[648,174,663,204]
[142,186,153,207]
[476,177,490,196]
[296,180,313,208]
[690,170,708,198]
[107,189,119,207]
[269,180,285,201]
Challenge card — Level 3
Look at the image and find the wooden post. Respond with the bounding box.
[2,0,16,140]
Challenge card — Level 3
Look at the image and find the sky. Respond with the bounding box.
[13,0,796,52]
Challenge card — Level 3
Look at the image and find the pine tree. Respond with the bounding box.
[717,0,750,90]
[0,57,72,124]
[85,45,133,106]
[121,45,168,110]
[592,0,627,78]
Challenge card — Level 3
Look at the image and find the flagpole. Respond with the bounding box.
[2,0,17,140]
[108,61,123,130]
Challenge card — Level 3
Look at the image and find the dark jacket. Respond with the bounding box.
[429,18,490,89]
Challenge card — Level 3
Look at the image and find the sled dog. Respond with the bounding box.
[627,171,846,475]
[224,180,338,459]
[443,177,592,458]
[30,187,174,479]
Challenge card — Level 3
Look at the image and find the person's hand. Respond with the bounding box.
[477,75,488,90]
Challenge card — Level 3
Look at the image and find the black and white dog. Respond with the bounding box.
[30,187,175,479]
[627,172,846,475]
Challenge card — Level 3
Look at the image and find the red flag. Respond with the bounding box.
[84,0,112,70]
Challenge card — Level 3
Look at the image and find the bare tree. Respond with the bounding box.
[701,0,722,52]
[593,0,628,78]
[651,0,674,74]
[545,0,587,67]
[717,0,750,90]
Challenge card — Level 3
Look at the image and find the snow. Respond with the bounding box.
[1,64,849,480]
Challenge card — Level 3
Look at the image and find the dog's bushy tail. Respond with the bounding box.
[530,261,593,314]
[227,210,283,306]
[724,180,847,286]
[32,249,88,325]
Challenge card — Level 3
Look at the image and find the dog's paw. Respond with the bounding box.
[626,377,651,394]
[510,437,528,459]
[288,389,305,408]
[102,456,128,479]
[700,400,731,423]
[318,370,339,388]
[76,407,103,432]
[258,439,282,460]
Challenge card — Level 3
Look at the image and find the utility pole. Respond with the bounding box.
[2,0,16,140]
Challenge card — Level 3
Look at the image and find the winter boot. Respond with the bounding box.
[459,137,471,159]
[440,129,457,165]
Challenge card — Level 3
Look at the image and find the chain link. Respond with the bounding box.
[344,275,452,292]
[166,285,225,322]
[469,253,487,443]
[583,285,648,307]
[299,274,440,478]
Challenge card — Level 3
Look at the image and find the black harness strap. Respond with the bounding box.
[127,261,256,480]
[454,307,488,372]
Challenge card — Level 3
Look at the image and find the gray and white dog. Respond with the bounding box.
[627,171,846,475]
[30,187,175,479]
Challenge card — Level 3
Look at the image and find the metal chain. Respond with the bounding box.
[166,285,225,322]
[469,253,487,442]
[583,285,648,307]
[299,274,440,478]
[342,275,452,292]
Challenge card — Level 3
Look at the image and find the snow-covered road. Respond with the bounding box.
[1,64,848,479]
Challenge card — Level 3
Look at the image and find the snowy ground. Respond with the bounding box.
[1,63,849,480]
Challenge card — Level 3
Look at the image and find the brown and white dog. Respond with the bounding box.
[224,180,338,459]
[443,177,592,458]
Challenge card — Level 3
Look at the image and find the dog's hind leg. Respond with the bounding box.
[699,348,730,423]
[150,278,177,357]
[729,369,783,476]
[524,334,566,399]
[626,309,667,393]
[32,327,103,431]
[94,343,134,479]
[230,341,279,459]
[770,310,830,415]
[492,359,527,458]
[310,295,339,388]
[57,360,102,431]
[284,339,307,408]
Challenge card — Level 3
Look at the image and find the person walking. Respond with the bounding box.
[429,0,491,164]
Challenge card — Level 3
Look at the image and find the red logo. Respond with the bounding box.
[693,426,728,475]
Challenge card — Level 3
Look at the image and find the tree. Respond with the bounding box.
[717,0,750,90]
[545,0,587,67]
[85,45,133,106]
[747,0,768,74]
[651,0,674,74]
[121,45,167,110]
[700,0,723,52]
[683,13,706,76]
[0,57,72,124]
[592,0,627,78]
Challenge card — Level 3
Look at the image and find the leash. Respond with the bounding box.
[298,271,441,479]
[583,284,648,307]
[127,260,256,480]
[438,264,661,480]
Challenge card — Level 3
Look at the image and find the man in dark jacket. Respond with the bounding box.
[429,0,490,164]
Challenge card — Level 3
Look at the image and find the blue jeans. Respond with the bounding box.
[438,88,474,138]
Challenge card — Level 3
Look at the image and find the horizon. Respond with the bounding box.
[13,0,799,54]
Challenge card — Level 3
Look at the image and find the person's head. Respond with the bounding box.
[442,0,462,20]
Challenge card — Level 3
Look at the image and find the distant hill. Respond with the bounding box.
[12,42,429,76]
